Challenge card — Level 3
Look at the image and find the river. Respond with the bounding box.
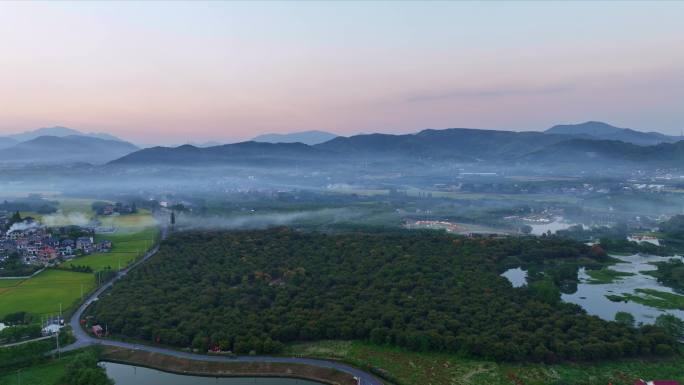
[501,253,684,324]
[101,362,326,385]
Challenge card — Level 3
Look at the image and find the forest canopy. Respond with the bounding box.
[89,229,676,362]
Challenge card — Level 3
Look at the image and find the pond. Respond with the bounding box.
[101,362,326,385]
[500,267,527,287]
[501,253,684,324]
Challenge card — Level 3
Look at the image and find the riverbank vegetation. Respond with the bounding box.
[100,346,358,385]
[647,258,684,291]
[0,347,109,385]
[585,268,635,284]
[89,229,676,362]
[283,340,684,385]
[610,288,684,311]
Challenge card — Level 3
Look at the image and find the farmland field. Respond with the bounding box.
[97,210,157,230]
[0,279,22,289]
[63,226,159,272]
[0,269,94,318]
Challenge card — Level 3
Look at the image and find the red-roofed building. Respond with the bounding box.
[92,325,103,337]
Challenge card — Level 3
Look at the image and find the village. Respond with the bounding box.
[0,211,112,269]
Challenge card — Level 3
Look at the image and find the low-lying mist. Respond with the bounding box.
[42,212,91,227]
[174,208,363,230]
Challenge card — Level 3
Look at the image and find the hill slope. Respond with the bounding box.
[0,135,139,165]
[523,138,684,165]
[546,121,679,145]
[0,137,18,150]
[109,141,334,167]
[315,128,569,161]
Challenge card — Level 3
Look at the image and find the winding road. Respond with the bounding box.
[61,224,384,385]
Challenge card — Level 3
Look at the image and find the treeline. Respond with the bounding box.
[661,215,684,250]
[556,224,673,256]
[89,229,677,362]
[0,196,58,215]
[0,332,70,370]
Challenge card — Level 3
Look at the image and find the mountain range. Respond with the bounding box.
[1,122,682,168]
[111,141,329,167]
[0,135,138,165]
[545,121,681,146]
[4,126,126,143]
[109,122,684,169]
[251,130,338,145]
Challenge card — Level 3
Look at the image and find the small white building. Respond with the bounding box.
[42,324,61,335]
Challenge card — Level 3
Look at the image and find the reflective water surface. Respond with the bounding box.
[501,253,684,324]
[101,362,325,385]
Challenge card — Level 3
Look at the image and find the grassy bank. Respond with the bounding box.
[613,288,684,311]
[283,340,684,385]
[101,346,359,385]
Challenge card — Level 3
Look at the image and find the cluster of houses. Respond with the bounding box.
[0,220,112,266]
[93,201,136,216]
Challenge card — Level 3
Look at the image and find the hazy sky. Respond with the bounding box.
[1,1,683,144]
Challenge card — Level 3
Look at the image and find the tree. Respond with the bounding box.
[528,278,560,305]
[61,351,114,385]
[655,314,684,340]
[614,311,635,327]
[9,211,22,225]
[86,229,677,362]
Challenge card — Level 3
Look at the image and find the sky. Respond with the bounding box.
[1,1,683,144]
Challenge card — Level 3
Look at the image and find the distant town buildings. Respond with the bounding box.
[0,219,112,267]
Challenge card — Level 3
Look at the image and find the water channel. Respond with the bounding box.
[101,362,326,385]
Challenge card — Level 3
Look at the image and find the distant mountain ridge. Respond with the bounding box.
[109,141,332,167]
[0,137,18,150]
[108,123,684,169]
[5,126,126,143]
[315,128,569,161]
[546,121,680,146]
[0,135,139,165]
[252,130,338,145]
[523,138,684,164]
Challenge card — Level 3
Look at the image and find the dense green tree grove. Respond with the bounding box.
[89,229,676,362]
[650,258,684,291]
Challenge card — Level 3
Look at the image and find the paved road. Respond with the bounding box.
[61,224,383,385]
